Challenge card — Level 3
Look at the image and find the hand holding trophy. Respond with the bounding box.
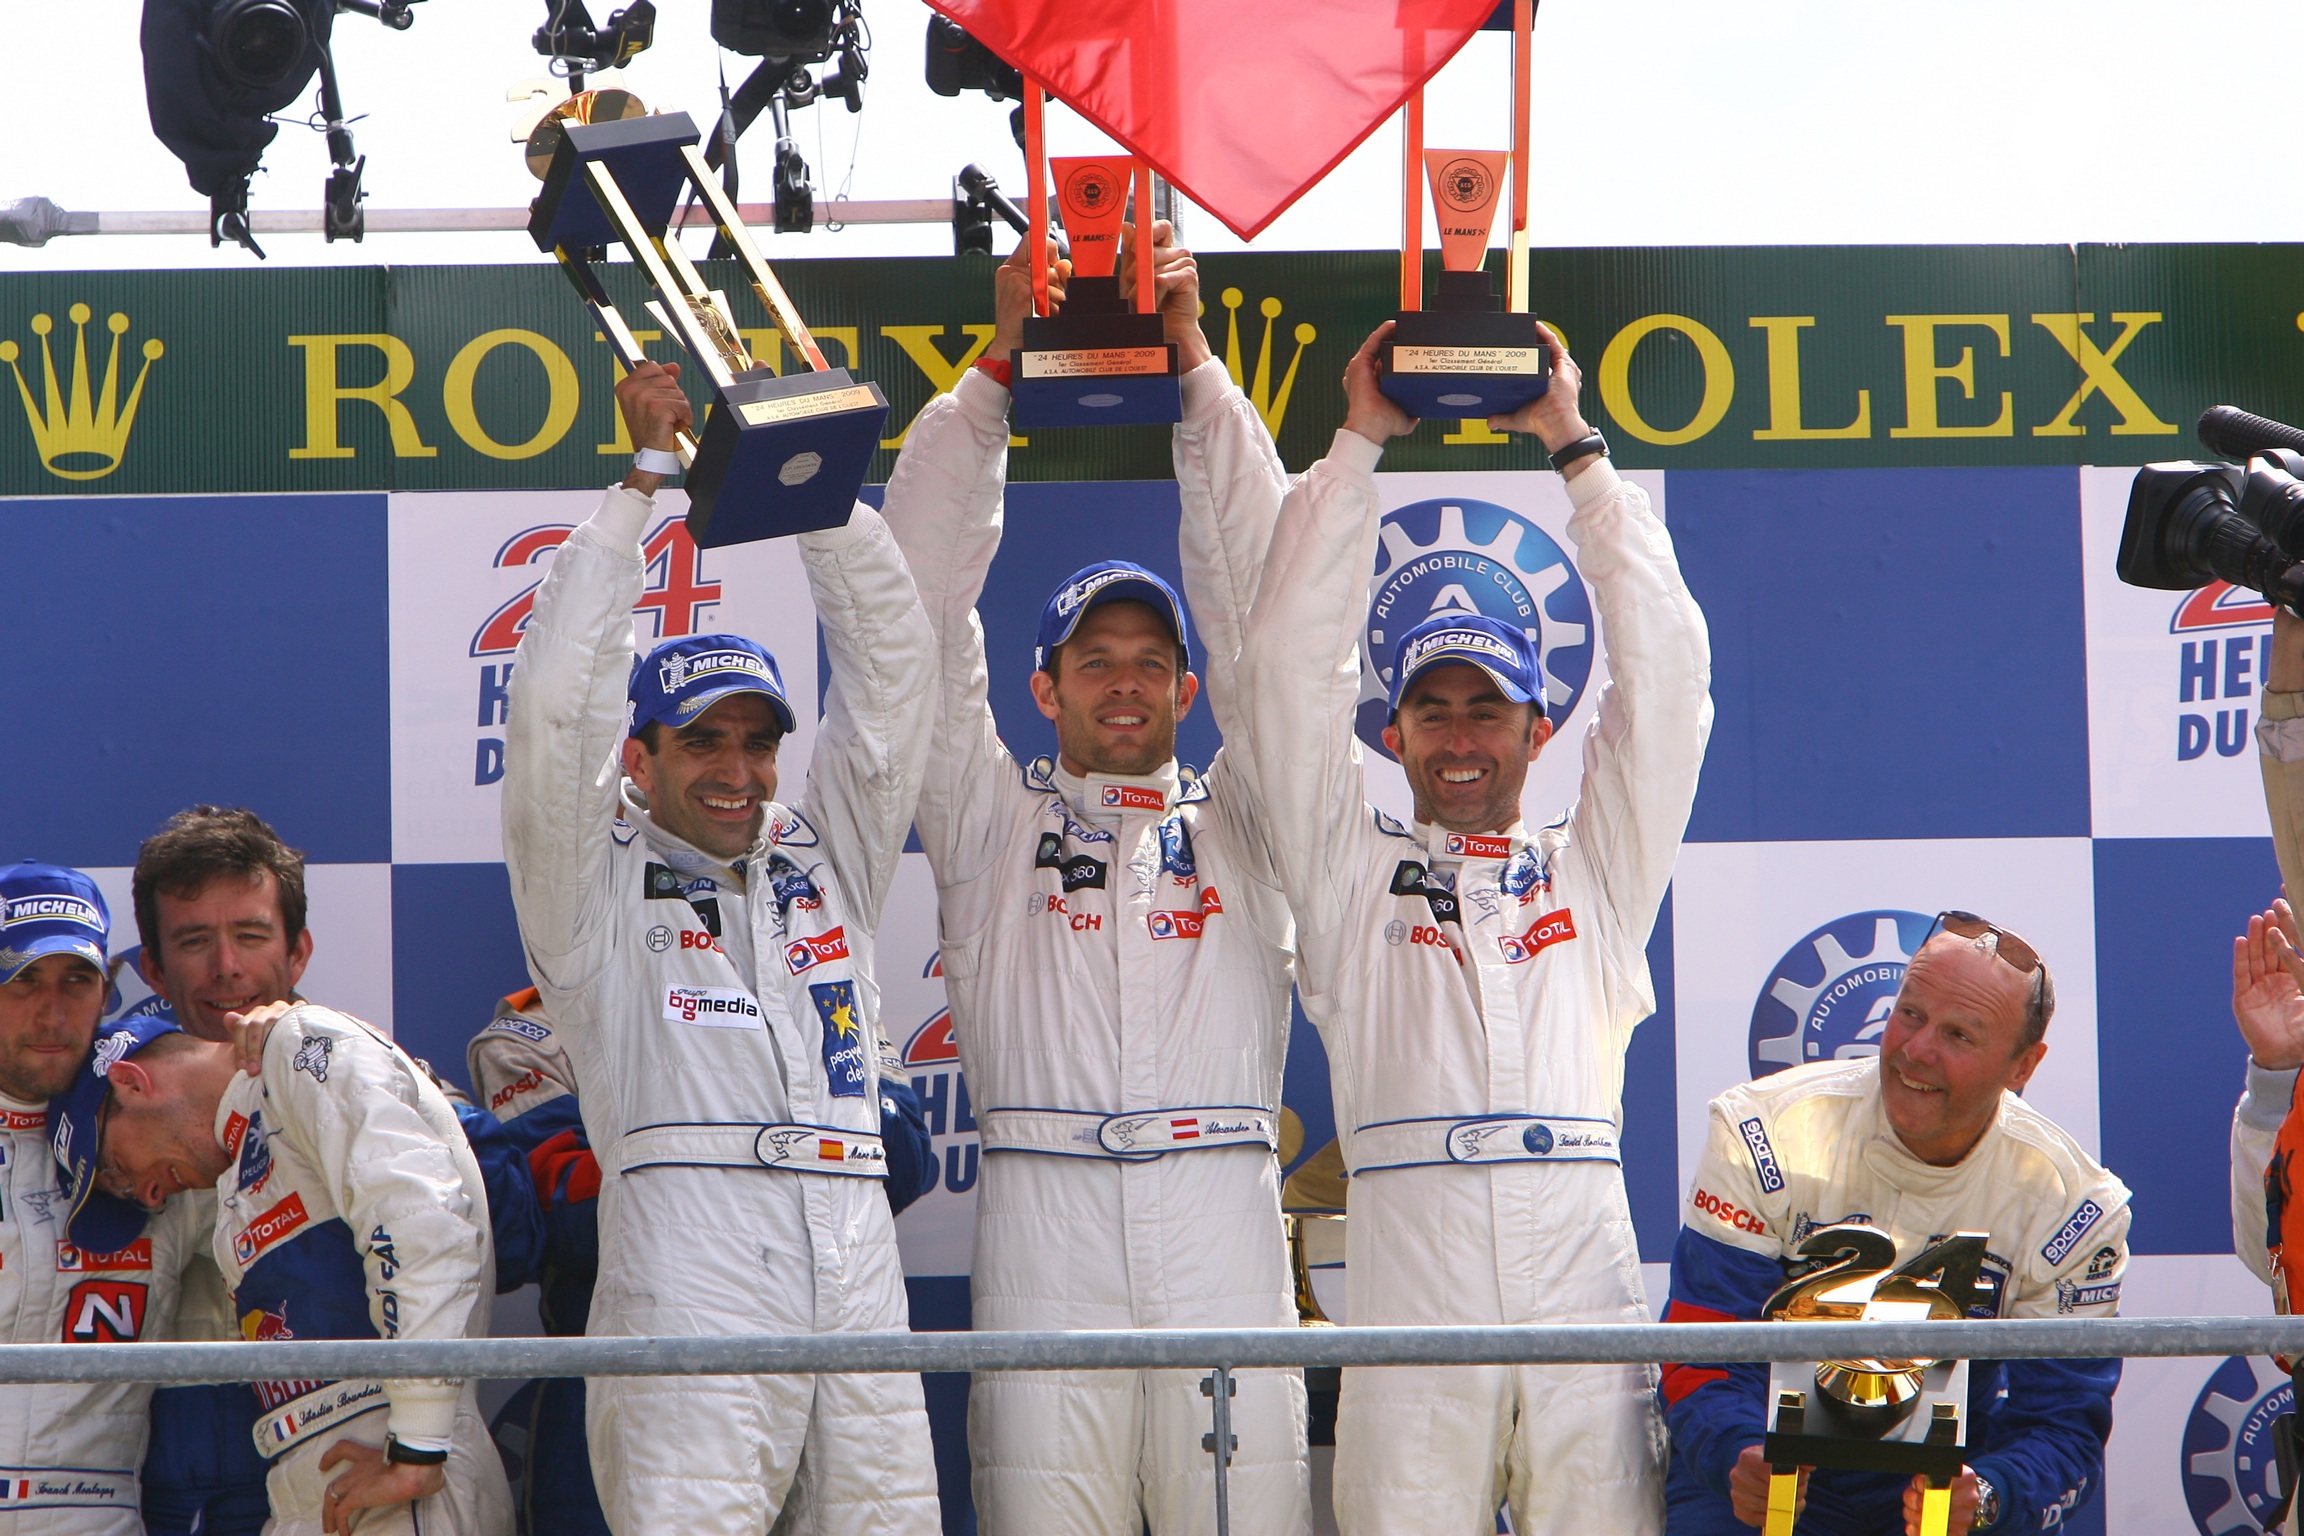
[525,91,888,545]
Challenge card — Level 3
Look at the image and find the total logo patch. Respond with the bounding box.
[56,1238,153,1272]
[1356,497,1594,761]
[1446,832,1514,860]
[1496,909,1576,964]
[663,985,764,1029]
[784,927,850,975]
[1748,910,1933,1079]
[1101,783,1165,812]
[232,1193,310,1266]
[1147,910,1204,941]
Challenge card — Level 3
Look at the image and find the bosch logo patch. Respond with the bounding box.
[491,1069,547,1111]
[1739,1117,1785,1194]
[1693,1188,1767,1235]
[784,927,850,975]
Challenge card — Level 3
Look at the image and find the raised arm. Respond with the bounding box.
[2231,902,2304,1281]
[789,500,935,930]
[1499,329,1711,1017]
[501,364,690,991]
[877,238,1050,886]
[1232,327,1401,946]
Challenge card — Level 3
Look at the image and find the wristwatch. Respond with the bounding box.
[384,1433,449,1466]
[1971,1473,2000,1530]
[632,446,682,476]
[1547,429,1608,473]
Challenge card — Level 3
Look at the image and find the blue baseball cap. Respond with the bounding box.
[628,634,796,737]
[0,861,109,985]
[1034,561,1193,672]
[49,1001,183,1256]
[1388,614,1548,715]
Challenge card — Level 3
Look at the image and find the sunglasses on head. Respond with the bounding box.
[1924,910,2042,977]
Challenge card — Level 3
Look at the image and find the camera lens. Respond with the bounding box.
[2244,452,2304,560]
[211,0,312,93]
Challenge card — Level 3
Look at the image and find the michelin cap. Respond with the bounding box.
[1388,613,1549,715]
[0,861,109,985]
[629,633,796,737]
[49,1001,183,1256]
[1034,561,1192,672]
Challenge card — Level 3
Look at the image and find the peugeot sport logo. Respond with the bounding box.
[1355,498,1593,761]
[1748,910,1932,1079]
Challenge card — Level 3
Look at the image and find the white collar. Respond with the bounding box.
[1054,758,1180,826]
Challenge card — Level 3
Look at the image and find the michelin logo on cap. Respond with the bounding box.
[1400,628,1520,673]
[662,649,777,702]
[3,896,103,929]
[1056,569,1133,616]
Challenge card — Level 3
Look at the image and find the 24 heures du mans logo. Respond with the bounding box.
[3,304,163,480]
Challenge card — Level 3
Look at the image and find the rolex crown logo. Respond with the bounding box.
[3,303,165,481]
[1219,288,1314,437]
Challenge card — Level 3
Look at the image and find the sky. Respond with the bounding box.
[8,0,2303,273]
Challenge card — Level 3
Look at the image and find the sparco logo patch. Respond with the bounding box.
[1739,1117,1785,1194]
[233,1193,309,1266]
[663,986,764,1029]
[2042,1199,2105,1267]
[784,927,850,975]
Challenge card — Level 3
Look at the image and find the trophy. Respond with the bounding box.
[1377,0,1551,420]
[526,93,888,546]
[1008,81,1181,429]
[1757,1225,1988,1536]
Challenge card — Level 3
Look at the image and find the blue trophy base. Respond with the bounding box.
[684,368,891,547]
[1378,308,1551,420]
[1013,310,1181,429]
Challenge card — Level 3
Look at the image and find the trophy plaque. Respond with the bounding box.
[1009,84,1181,429]
[1378,0,1551,422]
[1756,1225,1987,1536]
[527,95,888,546]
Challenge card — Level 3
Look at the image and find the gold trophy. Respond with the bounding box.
[526,91,887,545]
[1757,1226,1988,1536]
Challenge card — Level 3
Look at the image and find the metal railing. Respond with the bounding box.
[5,1319,2280,1536]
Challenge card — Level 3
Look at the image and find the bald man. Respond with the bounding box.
[1661,916,2129,1536]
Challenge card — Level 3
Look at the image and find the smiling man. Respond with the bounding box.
[1234,320,1711,1534]
[58,1002,510,1536]
[1661,916,2130,1535]
[134,808,320,1046]
[501,361,940,1536]
[0,860,203,1536]
[880,226,1308,1534]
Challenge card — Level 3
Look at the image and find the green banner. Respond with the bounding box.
[5,244,2303,494]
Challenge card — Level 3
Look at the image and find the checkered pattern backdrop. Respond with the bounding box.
[0,456,2275,1534]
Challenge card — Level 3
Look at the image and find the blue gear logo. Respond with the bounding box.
[1749,911,1934,1079]
[2182,1355,2291,1535]
[1355,498,1594,761]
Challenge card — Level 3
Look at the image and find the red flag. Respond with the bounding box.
[926,0,1501,240]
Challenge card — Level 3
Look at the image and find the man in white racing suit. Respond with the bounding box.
[502,361,940,1535]
[879,227,1305,1534]
[1663,924,2128,1535]
[1,860,202,1534]
[63,1002,511,1536]
[1234,323,1712,1532]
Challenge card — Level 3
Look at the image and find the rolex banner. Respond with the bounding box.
[6,247,2304,1536]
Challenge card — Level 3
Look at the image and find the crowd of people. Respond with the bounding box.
[5,225,2297,1536]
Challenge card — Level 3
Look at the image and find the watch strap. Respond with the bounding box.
[2266,689,2304,722]
[384,1434,450,1466]
[1548,431,1608,472]
[632,446,682,476]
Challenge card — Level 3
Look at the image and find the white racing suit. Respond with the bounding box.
[1662,1060,2129,1532]
[210,1004,511,1536]
[503,486,940,1536]
[1235,438,1712,1533]
[880,361,1306,1535]
[1,1092,200,1534]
